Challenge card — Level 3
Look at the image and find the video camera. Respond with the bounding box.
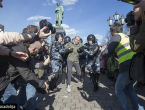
[0,24,4,31]
[39,19,56,34]
[118,0,141,5]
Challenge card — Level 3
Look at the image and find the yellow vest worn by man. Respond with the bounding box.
[115,33,134,64]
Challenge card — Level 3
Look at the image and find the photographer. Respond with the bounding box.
[129,3,145,53]
[0,41,49,106]
[0,26,50,105]
[34,43,50,80]
[101,22,144,110]
[0,26,51,61]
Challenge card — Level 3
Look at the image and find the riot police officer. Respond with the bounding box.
[49,34,73,90]
[49,33,64,90]
[61,36,72,84]
[83,34,100,92]
[78,38,87,83]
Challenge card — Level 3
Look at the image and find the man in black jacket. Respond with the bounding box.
[0,41,49,106]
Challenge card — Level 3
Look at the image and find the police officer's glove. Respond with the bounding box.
[77,48,81,52]
[69,48,73,52]
[77,47,84,53]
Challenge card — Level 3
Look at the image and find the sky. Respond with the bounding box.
[0,0,133,44]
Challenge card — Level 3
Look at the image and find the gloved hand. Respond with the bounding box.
[77,48,81,52]
[69,48,73,52]
[77,46,85,52]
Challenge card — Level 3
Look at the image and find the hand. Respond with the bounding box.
[69,48,73,52]
[11,51,28,61]
[39,27,52,39]
[77,48,80,52]
[79,47,85,51]
[134,0,145,12]
[44,82,49,93]
[43,56,50,66]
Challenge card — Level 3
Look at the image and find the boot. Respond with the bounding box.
[89,72,98,92]
[62,72,66,84]
[80,67,85,83]
[49,74,59,91]
[96,73,100,86]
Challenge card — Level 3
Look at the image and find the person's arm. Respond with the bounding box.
[0,27,52,45]
[130,21,145,53]
[0,45,28,61]
[59,48,73,54]
[0,45,9,56]
[77,44,88,53]
[35,56,50,69]
[65,42,71,49]
[101,35,121,58]
[0,31,33,45]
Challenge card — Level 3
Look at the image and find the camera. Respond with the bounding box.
[118,0,141,5]
[125,11,135,26]
[125,11,141,26]
[0,24,4,31]
[39,19,56,34]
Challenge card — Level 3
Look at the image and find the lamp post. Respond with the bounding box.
[113,12,120,22]
[107,12,125,26]
[120,15,125,25]
[107,17,113,26]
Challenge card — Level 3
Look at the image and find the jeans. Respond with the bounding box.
[1,83,36,110]
[1,83,18,104]
[115,70,144,110]
[17,82,36,110]
[1,83,21,110]
[67,61,81,85]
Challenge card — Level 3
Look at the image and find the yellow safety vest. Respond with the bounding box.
[115,33,134,64]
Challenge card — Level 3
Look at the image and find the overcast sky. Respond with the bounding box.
[0,0,133,44]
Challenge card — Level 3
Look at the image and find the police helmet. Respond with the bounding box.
[64,36,71,44]
[87,34,96,43]
[55,33,64,41]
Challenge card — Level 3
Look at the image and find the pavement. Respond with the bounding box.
[36,69,145,110]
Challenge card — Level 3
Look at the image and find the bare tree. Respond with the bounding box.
[124,24,130,35]
[101,39,107,46]
[105,31,112,42]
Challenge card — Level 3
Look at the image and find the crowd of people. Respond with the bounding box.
[0,0,145,110]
